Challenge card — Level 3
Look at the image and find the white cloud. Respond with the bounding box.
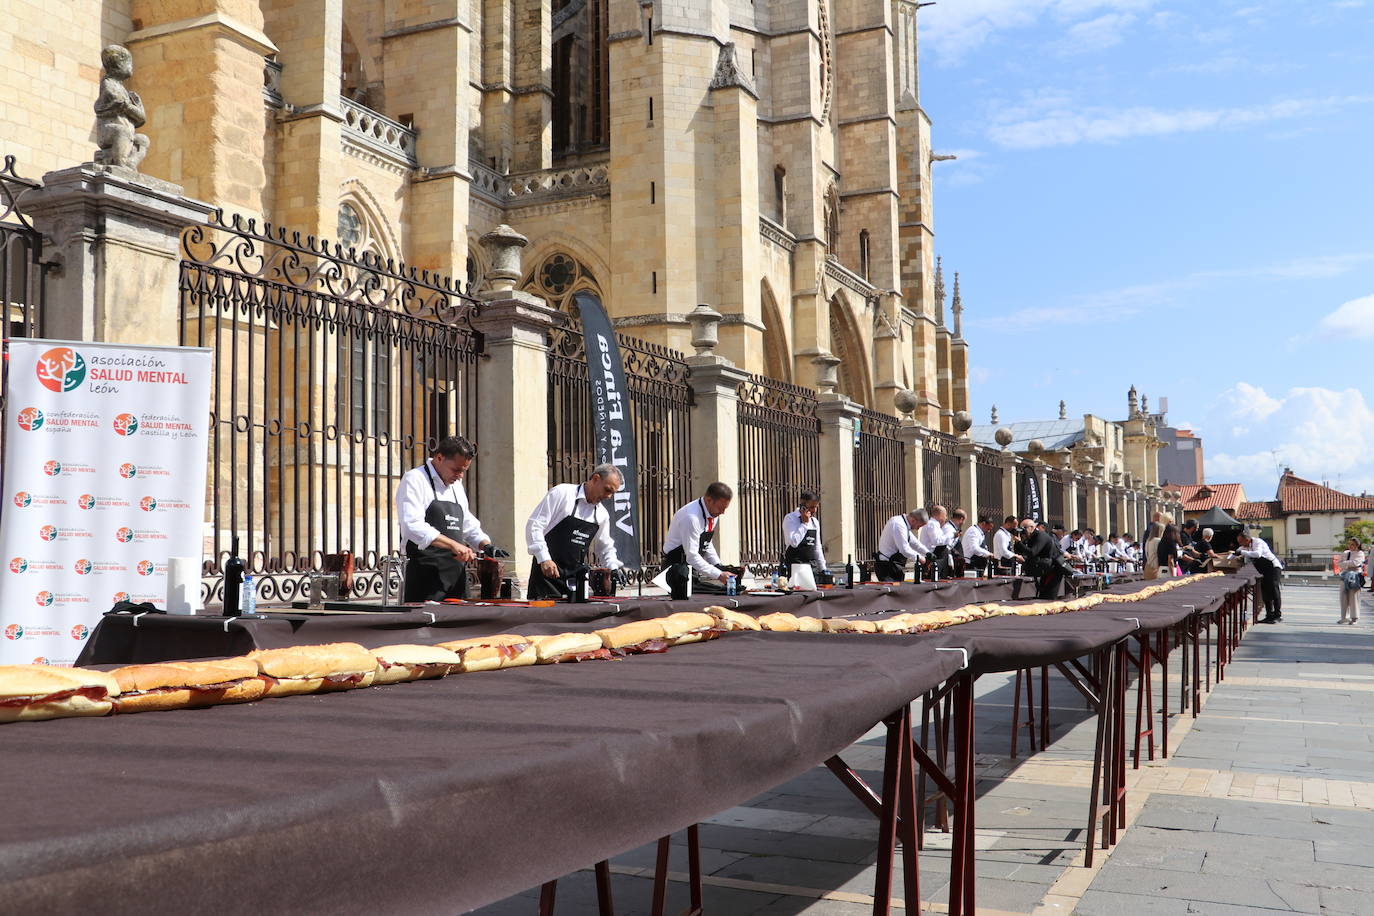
[1318,294,1374,339]
[967,304,1139,332]
[923,0,1157,62]
[1058,12,1138,51]
[1208,385,1374,497]
[934,149,991,188]
[985,95,1374,149]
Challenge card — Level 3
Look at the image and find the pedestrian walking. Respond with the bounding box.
[1338,538,1366,624]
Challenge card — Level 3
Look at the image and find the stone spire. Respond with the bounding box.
[1141,393,1149,415]
[933,256,945,325]
[1128,385,1139,417]
[951,272,963,338]
[1059,399,1067,420]
[990,404,999,424]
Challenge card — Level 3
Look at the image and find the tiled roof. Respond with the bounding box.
[1236,500,1280,521]
[1277,472,1374,513]
[1178,483,1245,512]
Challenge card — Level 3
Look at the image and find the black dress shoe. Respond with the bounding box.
[1259,616,1278,624]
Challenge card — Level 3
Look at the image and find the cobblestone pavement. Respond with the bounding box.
[472,583,1374,916]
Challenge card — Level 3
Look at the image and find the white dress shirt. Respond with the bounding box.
[879,515,927,561]
[961,525,993,559]
[1339,549,1366,573]
[782,509,826,568]
[992,526,1016,560]
[663,499,725,579]
[918,519,953,552]
[1059,534,1076,554]
[1238,536,1283,569]
[525,483,622,569]
[397,461,489,550]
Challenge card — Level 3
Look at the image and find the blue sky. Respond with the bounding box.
[919,0,1374,500]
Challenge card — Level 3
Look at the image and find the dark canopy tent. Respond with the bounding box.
[1195,506,1244,551]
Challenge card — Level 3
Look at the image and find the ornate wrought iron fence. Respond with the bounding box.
[854,407,906,561]
[179,211,481,605]
[0,156,46,341]
[546,317,693,575]
[736,372,821,573]
[1076,482,1089,530]
[1110,496,1120,535]
[1046,470,1067,529]
[922,429,960,511]
[975,450,1005,523]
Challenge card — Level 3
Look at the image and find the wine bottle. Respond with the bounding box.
[223,536,245,617]
[845,554,855,589]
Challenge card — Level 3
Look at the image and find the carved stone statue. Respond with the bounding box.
[93,45,149,171]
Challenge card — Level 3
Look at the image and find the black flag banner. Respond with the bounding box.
[1022,469,1043,523]
[574,291,641,569]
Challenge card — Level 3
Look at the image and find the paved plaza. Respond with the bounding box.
[473,583,1374,915]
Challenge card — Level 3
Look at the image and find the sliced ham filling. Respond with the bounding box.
[0,686,109,707]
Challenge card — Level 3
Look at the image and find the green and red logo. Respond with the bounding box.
[38,525,57,542]
[115,527,134,543]
[5,624,23,640]
[139,496,157,512]
[36,347,86,393]
[113,413,139,436]
[12,492,31,508]
[119,463,138,479]
[136,559,155,577]
[10,557,29,574]
[71,624,89,640]
[31,657,50,665]
[35,591,53,607]
[77,494,96,510]
[17,407,44,431]
[112,591,130,603]
[43,460,62,477]
[74,559,93,576]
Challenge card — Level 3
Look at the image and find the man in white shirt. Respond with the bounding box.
[1236,531,1284,623]
[992,515,1020,572]
[946,509,968,575]
[1061,529,1079,557]
[918,505,956,578]
[876,510,929,582]
[663,482,735,593]
[961,516,995,574]
[396,436,495,602]
[525,463,625,599]
[782,490,825,575]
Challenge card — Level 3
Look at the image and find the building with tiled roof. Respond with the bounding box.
[1235,470,1374,559]
[1178,483,1247,519]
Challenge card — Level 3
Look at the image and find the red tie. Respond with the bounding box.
[706,516,714,532]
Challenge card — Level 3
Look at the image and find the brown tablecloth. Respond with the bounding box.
[2,634,966,916]
[76,576,1035,664]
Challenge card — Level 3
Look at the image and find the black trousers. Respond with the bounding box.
[1255,560,1282,617]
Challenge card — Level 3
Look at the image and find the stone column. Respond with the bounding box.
[817,395,862,565]
[25,165,214,344]
[955,440,978,519]
[1032,460,1049,524]
[897,424,926,512]
[1115,488,1129,536]
[1000,452,1020,521]
[1066,474,1080,531]
[686,356,750,567]
[470,226,560,577]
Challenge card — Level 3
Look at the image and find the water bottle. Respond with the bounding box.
[725,574,737,596]
[770,570,780,589]
[240,574,257,616]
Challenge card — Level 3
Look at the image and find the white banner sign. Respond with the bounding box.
[0,339,212,666]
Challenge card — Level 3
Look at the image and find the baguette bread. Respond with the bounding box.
[371,644,462,685]
[247,642,378,697]
[0,665,121,722]
[659,612,719,644]
[594,620,669,651]
[112,658,266,713]
[532,632,610,663]
[438,634,538,672]
[757,612,801,632]
[795,615,823,632]
[705,607,762,631]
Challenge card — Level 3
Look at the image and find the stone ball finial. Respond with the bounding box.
[479,225,528,293]
[1027,438,1045,457]
[893,388,919,417]
[687,304,723,356]
[93,44,149,171]
[994,427,1014,449]
[952,410,973,435]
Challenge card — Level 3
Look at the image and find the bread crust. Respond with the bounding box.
[708,608,761,631]
[113,677,268,713]
[533,632,605,662]
[758,612,800,632]
[594,621,667,649]
[113,658,259,694]
[247,642,377,679]
[0,664,120,699]
[371,644,461,684]
[438,635,537,672]
[795,616,823,632]
[0,693,113,721]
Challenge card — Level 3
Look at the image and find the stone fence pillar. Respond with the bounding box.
[955,440,978,519]
[1000,451,1020,522]
[817,395,861,565]
[897,424,926,513]
[24,165,214,344]
[686,356,749,567]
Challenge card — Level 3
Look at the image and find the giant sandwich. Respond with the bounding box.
[112,658,267,713]
[246,642,379,697]
[594,621,671,655]
[0,665,120,721]
[659,612,722,645]
[531,632,611,663]
[371,644,462,685]
[436,634,537,672]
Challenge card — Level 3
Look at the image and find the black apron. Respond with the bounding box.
[664,501,724,594]
[527,491,602,600]
[874,518,921,583]
[783,516,820,571]
[403,465,469,602]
